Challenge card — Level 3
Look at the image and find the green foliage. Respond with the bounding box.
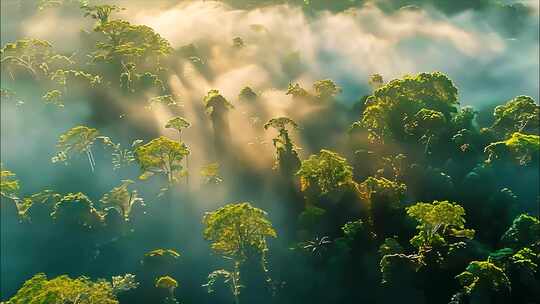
[455,261,510,295]
[92,20,172,64]
[500,214,540,249]
[485,132,540,166]
[203,202,277,261]
[313,79,342,100]
[239,86,258,102]
[1,39,53,79]
[147,95,181,108]
[405,108,447,150]
[203,89,233,115]
[200,163,223,185]
[1,39,100,106]
[380,253,423,285]
[358,72,458,143]
[135,136,189,184]
[111,274,139,295]
[406,201,475,250]
[51,126,100,171]
[357,176,407,206]
[297,149,354,196]
[368,74,384,91]
[492,96,539,137]
[155,276,178,289]
[7,273,120,304]
[143,249,181,272]
[264,117,301,174]
[82,4,124,25]
[204,269,241,300]
[379,237,404,256]
[286,83,311,100]
[452,106,478,131]
[51,192,102,229]
[0,166,19,200]
[165,117,191,134]
[100,180,143,220]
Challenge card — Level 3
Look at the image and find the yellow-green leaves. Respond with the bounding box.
[407,200,474,249]
[313,79,342,100]
[165,117,191,134]
[0,166,19,199]
[82,4,124,25]
[264,117,298,132]
[52,192,102,229]
[93,20,172,63]
[1,39,53,79]
[501,214,540,249]
[203,89,233,116]
[155,276,178,289]
[203,202,277,261]
[297,150,354,195]
[239,86,257,102]
[200,163,223,185]
[485,132,540,166]
[134,136,190,184]
[492,95,539,137]
[7,273,119,304]
[100,180,143,220]
[265,117,301,174]
[456,261,510,294]
[358,72,458,143]
[52,126,100,171]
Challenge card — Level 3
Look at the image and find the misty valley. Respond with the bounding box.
[0,1,539,304]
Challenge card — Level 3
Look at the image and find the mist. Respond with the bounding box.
[1,1,539,303]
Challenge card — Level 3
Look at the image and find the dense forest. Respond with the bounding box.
[1,0,539,303]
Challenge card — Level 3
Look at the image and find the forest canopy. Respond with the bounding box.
[1,1,539,304]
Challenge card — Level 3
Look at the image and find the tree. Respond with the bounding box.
[0,166,19,200]
[165,117,190,140]
[380,253,423,286]
[485,132,539,166]
[357,176,407,240]
[455,261,511,303]
[239,86,257,102]
[155,276,179,304]
[357,72,458,143]
[200,163,223,185]
[1,39,54,80]
[81,4,124,25]
[135,136,189,184]
[452,106,478,131]
[100,180,144,220]
[313,79,342,100]
[51,192,102,230]
[297,149,354,198]
[142,249,181,279]
[7,273,137,304]
[51,126,100,172]
[203,90,233,159]
[406,201,475,251]
[404,108,447,155]
[203,202,277,303]
[286,83,311,101]
[264,117,301,177]
[90,20,172,66]
[500,214,540,249]
[368,74,384,91]
[491,95,539,137]
[1,39,101,106]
